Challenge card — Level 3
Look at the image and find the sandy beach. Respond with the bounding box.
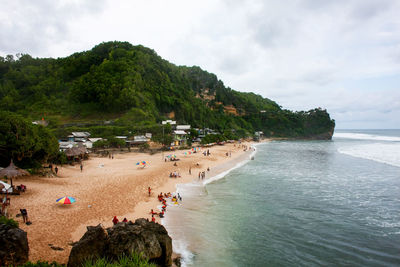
[7,142,255,264]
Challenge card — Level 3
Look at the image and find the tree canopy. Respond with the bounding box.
[0,111,59,168]
[0,41,335,143]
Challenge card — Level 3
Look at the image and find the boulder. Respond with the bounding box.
[68,224,108,267]
[68,219,172,267]
[0,223,29,266]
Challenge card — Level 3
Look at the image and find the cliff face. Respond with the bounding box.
[0,223,29,266]
[307,128,335,140]
[68,218,172,267]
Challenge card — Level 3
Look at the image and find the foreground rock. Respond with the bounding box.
[68,218,172,267]
[0,223,29,266]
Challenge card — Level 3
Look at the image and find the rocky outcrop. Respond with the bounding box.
[67,224,108,267]
[0,223,29,266]
[304,129,334,140]
[68,218,172,267]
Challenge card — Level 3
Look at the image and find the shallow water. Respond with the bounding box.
[165,130,400,266]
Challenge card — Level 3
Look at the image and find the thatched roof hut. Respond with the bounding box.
[64,146,88,157]
[0,160,30,178]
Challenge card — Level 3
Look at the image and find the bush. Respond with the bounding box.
[0,216,19,228]
[83,252,157,267]
[139,143,150,151]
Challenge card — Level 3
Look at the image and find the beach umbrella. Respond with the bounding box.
[56,196,76,204]
[0,160,30,179]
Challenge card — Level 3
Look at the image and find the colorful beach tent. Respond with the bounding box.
[56,196,76,204]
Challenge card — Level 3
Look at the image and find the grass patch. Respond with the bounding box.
[83,252,157,267]
[0,216,19,228]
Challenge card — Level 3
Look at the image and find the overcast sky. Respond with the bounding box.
[1,0,400,129]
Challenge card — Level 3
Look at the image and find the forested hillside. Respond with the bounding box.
[0,41,335,139]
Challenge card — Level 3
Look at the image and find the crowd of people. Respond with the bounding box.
[111,190,183,224]
[169,171,181,178]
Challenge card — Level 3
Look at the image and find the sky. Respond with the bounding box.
[1,0,400,129]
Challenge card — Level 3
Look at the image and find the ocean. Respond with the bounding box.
[164,130,400,266]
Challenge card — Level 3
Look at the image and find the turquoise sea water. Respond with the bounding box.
[165,130,400,266]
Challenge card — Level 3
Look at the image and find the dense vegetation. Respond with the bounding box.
[0,111,59,168]
[0,41,335,167]
[0,215,19,228]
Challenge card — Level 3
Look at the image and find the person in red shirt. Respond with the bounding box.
[122,218,128,223]
[112,216,119,225]
[151,214,156,222]
[148,187,151,196]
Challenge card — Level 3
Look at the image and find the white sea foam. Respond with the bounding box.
[338,143,400,168]
[334,132,400,142]
[202,146,257,185]
[172,238,194,267]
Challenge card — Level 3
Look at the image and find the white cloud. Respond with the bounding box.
[1,0,400,128]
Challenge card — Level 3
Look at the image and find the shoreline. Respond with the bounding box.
[7,141,262,264]
[162,144,260,265]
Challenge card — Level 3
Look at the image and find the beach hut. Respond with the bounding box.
[64,146,88,162]
[0,160,30,182]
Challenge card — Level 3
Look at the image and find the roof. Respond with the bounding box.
[71,132,91,138]
[88,138,103,143]
[115,136,127,139]
[162,120,176,125]
[176,125,191,130]
[134,136,147,141]
[0,160,30,178]
[174,130,187,135]
[64,146,88,157]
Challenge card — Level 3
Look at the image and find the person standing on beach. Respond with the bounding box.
[112,216,119,225]
[198,172,201,180]
[189,167,191,175]
[55,166,58,175]
[148,187,151,197]
[80,163,83,172]
[151,214,156,222]
[20,209,28,223]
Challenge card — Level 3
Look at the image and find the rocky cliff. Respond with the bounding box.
[68,218,172,267]
[0,223,29,266]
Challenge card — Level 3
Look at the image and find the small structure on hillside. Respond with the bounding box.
[59,132,93,150]
[131,135,148,145]
[70,132,91,142]
[254,131,264,141]
[32,119,48,127]
[173,130,188,146]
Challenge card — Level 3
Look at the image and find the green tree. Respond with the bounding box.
[0,111,59,168]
